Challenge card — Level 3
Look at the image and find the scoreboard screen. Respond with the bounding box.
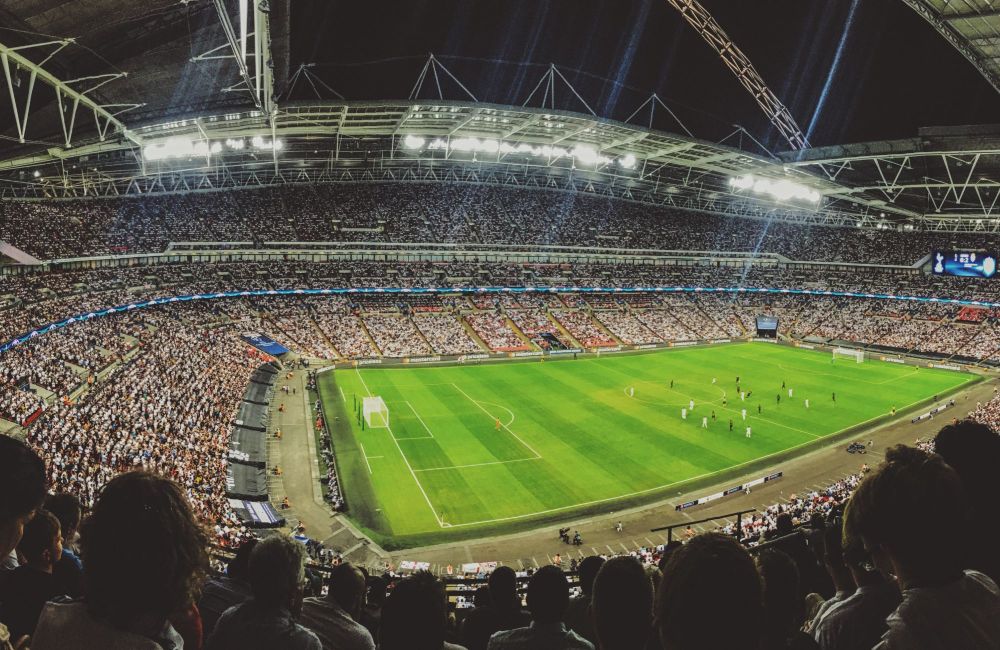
[756,316,778,330]
[931,251,998,279]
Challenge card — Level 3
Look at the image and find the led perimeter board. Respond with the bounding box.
[932,251,998,279]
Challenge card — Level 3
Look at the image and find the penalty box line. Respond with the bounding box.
[354,368,448,528]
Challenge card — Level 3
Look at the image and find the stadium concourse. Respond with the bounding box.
[3,188,1000,649]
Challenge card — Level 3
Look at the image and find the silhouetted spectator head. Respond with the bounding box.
[18,509,61,569]
[488,565,519,610]
[327,562,366,618]
[526,565,570,625]
[577,555,605,597]
[226,537,258,582]
[756,549,804,645]
[472,584,491,608]
[0,436,47,558]
[80,471,209,627]
[656,540,683,574]
[249,534,307,612]
[934,420,1000,499]
[844,444,966,586]
[380,571,448,650]
[656,533,762,650]
[592,556,653,650]
[367,575,387,606]
[44,492,82,543]
[776,512,794,535]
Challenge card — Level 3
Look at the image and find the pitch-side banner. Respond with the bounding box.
[240,333,289,356]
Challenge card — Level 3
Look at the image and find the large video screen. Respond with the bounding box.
[756,315,779,331]
[932,251,998,279]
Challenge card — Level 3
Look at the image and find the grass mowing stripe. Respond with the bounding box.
[322,343,975,546]
[450,383,542,459]
[355,367,445,527]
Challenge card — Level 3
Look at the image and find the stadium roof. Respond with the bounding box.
[3,1,1000,232]
[902,0,1000,97]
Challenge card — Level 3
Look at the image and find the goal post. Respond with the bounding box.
[832,347,864,363]
[363,396,390,428]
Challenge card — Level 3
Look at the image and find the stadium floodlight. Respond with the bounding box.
[728,174,821,204]
[32,170,40,178]
[403,135,426,150]
[619,154,637,169]
[143,137,213,162]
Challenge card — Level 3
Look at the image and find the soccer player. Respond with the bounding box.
[689,399,695,411]
[741,408,747,421]
[681,408,687,420]
[495,418,501,431]
[740,391,746,401]
[781,380,786,389]
[670,379,674,389]
[776,394,780,405]
[891,405,896,416]
[729,419,733,432]
[832,392,836,403]
[712,377,717,384]
[788,388,793,398]
[804,399,810,409]
[745,426,752,438]
[629,386,634,397]
[757,404,762,415]
[701,416,708,429]
[736,375,740,384]
[711,410,716,421]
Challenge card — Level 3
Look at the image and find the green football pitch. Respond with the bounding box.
[319,343,975,548]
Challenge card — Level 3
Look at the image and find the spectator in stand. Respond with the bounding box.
[814,537,900,650]
[768,513,830,604]
[33,471,209,650]
[806,518,855,636]
[207,534,320,650]
[656,532,763,650]
[932,420,1000,584]
[756,549,819,649]
[0,436,47,572]
[0,510,64,640]
[299,561,375,650]
[198,538,257,638]
[844,444,1000,649]
[487,564,593,650]
[461,565,530,650]
[358,574,386,640]
[564,555,603,646]
[379,571,466,650]
[591,556,653,650]
[43,492,83,597]
[0,436,46,650]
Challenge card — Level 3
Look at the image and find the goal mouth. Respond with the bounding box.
[832,347,865,363]
[363,396,390,428]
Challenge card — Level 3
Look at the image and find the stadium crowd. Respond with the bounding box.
[1,417,998,650]
[4,182,998,266]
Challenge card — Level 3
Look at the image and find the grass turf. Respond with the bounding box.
[319,343,974,549]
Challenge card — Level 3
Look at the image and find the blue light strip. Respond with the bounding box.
[2,285,995,355]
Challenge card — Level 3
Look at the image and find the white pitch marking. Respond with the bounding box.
[359,442,374,475]
[355,368,444,527]
[405,401,435,438]
[414,457,541,472]
[450,383,542,459]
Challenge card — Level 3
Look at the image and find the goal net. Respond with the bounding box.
[832,347,864,363]
[363,396,389,428]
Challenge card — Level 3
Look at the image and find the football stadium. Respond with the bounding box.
[1,1,1000,648]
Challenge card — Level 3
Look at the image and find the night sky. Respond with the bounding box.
[290,0,1000,152]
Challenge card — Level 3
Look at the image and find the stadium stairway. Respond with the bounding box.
[309,313,343,359]
[547,311,584,349]
[457,314,493,351]
[357,319,383,356]
[588,309,625,346]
